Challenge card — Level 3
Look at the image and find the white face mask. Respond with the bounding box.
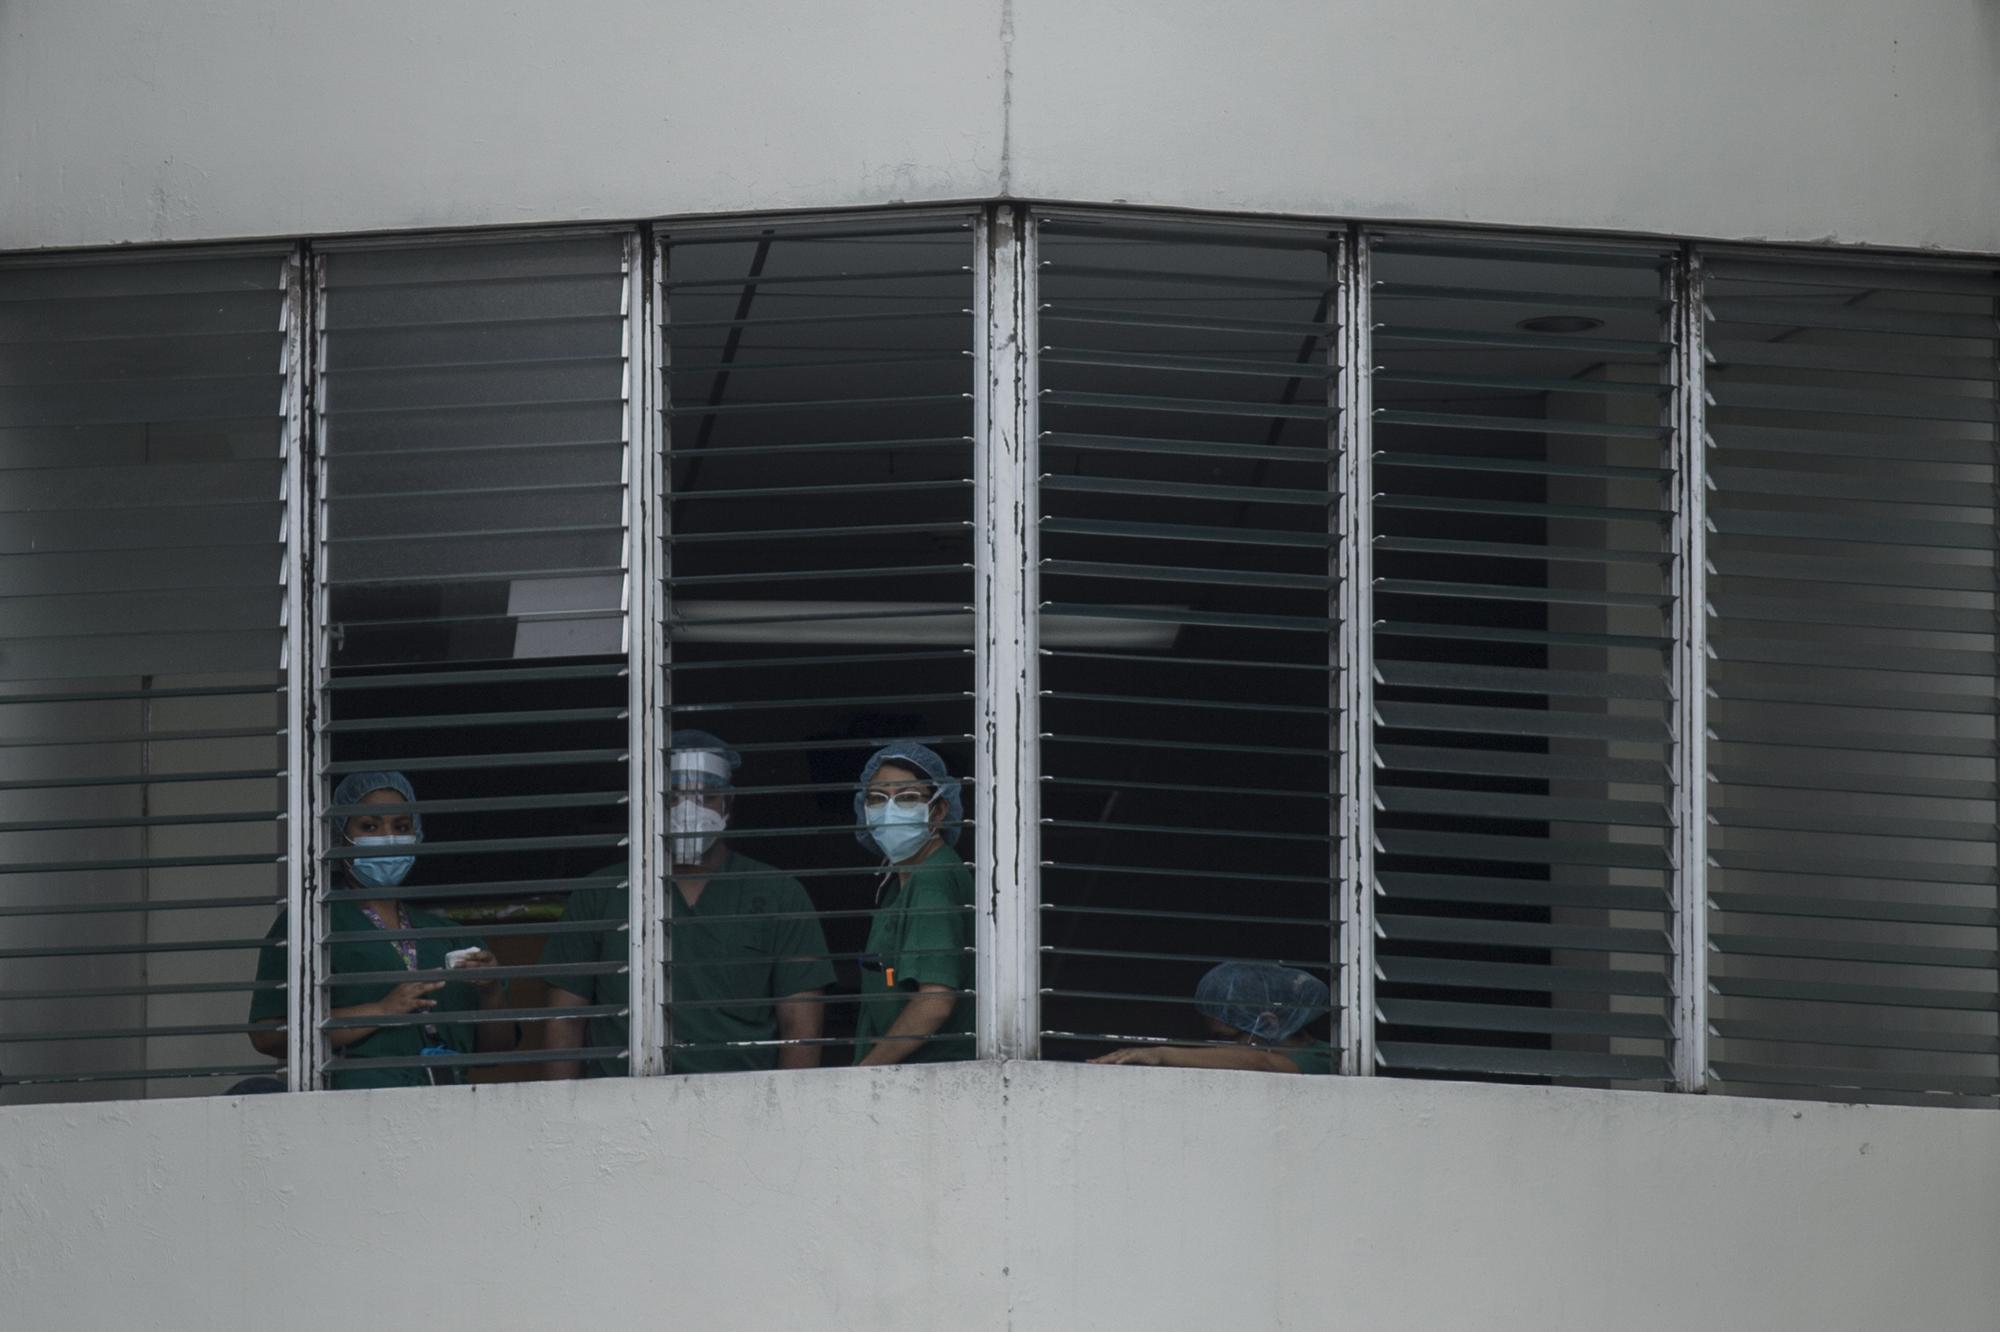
[669,798,727,865]
[864,798,936,865]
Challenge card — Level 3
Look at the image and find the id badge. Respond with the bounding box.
[420,1044,457,1087]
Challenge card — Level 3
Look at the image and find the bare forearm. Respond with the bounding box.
[473,1012,514,1053]
[775,992,825,1070]
[856,987,954,1067]
[252,1009,403,1056]
[326,1002,386,1049]
[469,978,514,1052]
[1155,1045,1299,1073]
[248,1019,285,1059]
[541,994,587,1079]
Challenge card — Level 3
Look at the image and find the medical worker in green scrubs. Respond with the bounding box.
[851,740,974,1066]
[1088,961,1334,1074]
[247,771,514,1089]
[540,731,835,1075]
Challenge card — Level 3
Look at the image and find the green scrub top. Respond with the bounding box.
[1280,1039,1335,1076]
[541,853,836,1075]
[853,842,974,1065]
[248,899,489,1091]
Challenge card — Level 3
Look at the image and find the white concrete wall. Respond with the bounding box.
[2,1062,1994,1331]
[1006,0,2000,252]
[2,1,1998,253]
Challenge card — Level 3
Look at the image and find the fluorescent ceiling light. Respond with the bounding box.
[505,580,1183,650]
[673,600,1181,648]
[1516,314,1605,334]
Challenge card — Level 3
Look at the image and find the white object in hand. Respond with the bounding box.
[444,946,483,969]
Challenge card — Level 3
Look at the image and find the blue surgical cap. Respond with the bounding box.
[1195,962,1329,1043]
[671,728,742,790]
[853,740,963,851]
[331,770,422,840]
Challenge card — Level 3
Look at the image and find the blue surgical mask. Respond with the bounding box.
[865,801,935,865]
[348,834,417,889]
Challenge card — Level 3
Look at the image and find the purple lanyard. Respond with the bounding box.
[355,901,419,972]
[355,901,444,1057]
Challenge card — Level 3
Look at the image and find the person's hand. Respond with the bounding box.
[373,980,445,1016]
[1089,1047,1166,1066]
[452,949,502,990]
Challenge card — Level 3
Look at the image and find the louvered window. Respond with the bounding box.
[0,250,295,1100]
[312,233,636,1086]
[1365,234,1683,1085]
[1703,253,2000,1106]
[657,215,979,1070]
[6,206,1999,1113]
[1032,214,1344,1066]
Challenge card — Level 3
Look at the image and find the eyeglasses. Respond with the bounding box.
[863,788,934,813]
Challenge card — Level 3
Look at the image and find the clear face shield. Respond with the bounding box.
[669,748,733,864]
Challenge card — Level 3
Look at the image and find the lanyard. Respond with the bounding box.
[355,901,419,971]
[355,901,443,1053]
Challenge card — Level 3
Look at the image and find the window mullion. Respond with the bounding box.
[631,231,668,1077]
[975,204,1040,1061]
[1337,229,1377,1076]
[1670,246,1711,1092]
[292,246,327,1091]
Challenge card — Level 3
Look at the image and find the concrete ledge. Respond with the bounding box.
[2,1063,1994,1330]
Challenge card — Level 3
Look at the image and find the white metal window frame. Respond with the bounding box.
[650,206,989,1068]
[1337,227,1375,1077]
[1345,226,1701,1086]
[295,225,646,1089]
[1670,245,1710,1093]
[158,205,1987,1104]
[1689,239,2000,1102]
[632,228,666,1078]
[284,242,318,1089]
[977,204,1040,1060]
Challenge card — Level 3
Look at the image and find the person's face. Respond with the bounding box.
[346,786,414,841]
[865,762,940,830]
